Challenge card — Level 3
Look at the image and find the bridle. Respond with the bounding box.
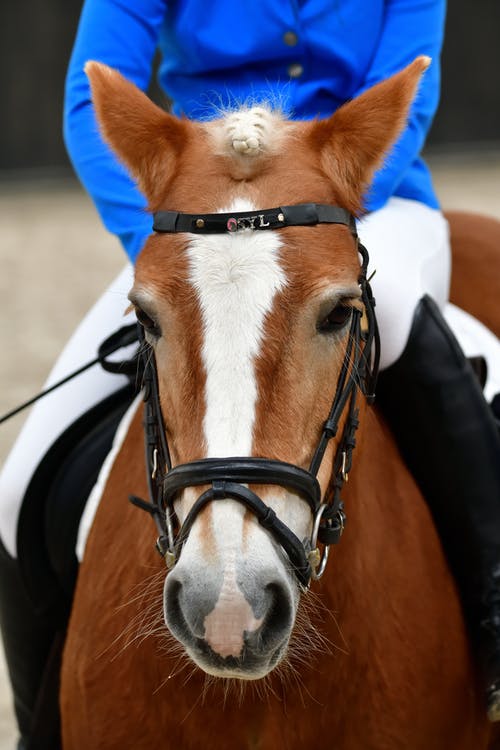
[130,203,380,589]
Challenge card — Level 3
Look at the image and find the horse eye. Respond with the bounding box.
[135,307,161,337]
[317,304,352,334]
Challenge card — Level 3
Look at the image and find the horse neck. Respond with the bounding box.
[318,401,430,619]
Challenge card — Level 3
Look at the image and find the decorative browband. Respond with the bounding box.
[153,203,357,236]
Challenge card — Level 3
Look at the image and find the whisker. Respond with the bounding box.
[179,680,206,725]
[153,654,192,694]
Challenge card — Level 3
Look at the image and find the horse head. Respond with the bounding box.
[85,57,428,680]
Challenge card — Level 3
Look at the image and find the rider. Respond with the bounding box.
[1,1,500,746]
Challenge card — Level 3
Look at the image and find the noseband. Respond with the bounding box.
[130,203,380,588]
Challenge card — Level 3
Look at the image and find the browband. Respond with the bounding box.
[153,203,357,236]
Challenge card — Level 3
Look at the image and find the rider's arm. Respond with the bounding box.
[64,0,167,263]
[354,0,446,211]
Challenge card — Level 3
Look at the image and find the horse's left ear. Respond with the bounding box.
[309,56,431,212]
[85,61,189,206]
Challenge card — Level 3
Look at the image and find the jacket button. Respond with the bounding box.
[288,63,304,78]
[283,31,298,46]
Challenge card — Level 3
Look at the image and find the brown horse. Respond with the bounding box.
[60,58,500,749]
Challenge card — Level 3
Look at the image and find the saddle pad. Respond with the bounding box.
[17,384,136,614]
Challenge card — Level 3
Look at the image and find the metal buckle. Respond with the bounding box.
[162,507,177,569]
[151,448,158,480]
[341,450,349,482]
[308,504,330,581]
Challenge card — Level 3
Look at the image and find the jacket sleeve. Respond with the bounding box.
[64,0,167,263]
[354,0,446,211]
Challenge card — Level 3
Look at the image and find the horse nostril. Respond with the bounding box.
[246,581,293,653]
[164,576,187,641]
[164,571,218,642]
[266,583,292,629]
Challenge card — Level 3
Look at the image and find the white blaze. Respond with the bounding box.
[187,198,286,457]
[181,206,293,662]
[203,549,264,658]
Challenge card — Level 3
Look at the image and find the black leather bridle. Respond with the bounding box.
[130,203,380,589]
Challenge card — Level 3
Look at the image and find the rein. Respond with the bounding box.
[130,202,380,589]
[0,325,140,425]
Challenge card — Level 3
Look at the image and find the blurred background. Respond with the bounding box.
[0,1,499,746]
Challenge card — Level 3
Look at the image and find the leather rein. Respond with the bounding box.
[130,203,380,589]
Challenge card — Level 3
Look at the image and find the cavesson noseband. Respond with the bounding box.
[130,203,380,588]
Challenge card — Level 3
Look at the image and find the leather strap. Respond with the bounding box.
[163,458,321,512]
[0,324,140,425]
[153,203,356,236]
[176,482,312,587]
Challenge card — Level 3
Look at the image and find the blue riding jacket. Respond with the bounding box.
[64,0,446,263]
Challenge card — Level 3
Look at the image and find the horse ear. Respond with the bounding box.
[310,56,431,212]
[85,61,188,206]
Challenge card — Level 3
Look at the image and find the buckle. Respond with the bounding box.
[308,504,330,581]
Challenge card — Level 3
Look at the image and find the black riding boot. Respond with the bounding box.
[376,295,500,721]
[0,539,62,749]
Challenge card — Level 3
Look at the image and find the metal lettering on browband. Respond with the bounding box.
[226,213,274,232]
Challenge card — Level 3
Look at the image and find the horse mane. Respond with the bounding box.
[208,106,287,155]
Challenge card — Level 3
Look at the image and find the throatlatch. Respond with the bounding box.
[130,202,380,588]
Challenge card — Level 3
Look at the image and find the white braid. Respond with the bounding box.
[208,106,285,158]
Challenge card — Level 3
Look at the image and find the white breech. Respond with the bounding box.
[0,265,135,558]
[358,197,500,400]
[357,197,451,369]
[1,197,499,558]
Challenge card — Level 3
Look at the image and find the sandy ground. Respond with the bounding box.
[0,153,499,746]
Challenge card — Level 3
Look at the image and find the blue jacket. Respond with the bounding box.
[64,0,446,263]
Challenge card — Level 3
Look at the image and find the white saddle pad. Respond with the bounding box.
[445,303,500,403]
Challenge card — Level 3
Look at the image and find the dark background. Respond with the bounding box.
[1,0,499,172]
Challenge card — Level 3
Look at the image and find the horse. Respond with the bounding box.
[59,57,500,749]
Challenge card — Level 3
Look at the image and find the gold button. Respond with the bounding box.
[288,63,304,79]
[196,218,205,228]
[283,31,298,47]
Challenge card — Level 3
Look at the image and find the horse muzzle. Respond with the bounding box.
[164,557,295,678]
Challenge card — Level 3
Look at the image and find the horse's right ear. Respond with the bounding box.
[85,62,188,207]
[308,56,431,214]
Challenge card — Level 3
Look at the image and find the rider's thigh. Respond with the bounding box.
[357,197,451,370]
[0,264,135,558]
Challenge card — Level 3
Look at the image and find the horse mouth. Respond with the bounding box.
[164,562,296,679]
[184,638,288,680]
